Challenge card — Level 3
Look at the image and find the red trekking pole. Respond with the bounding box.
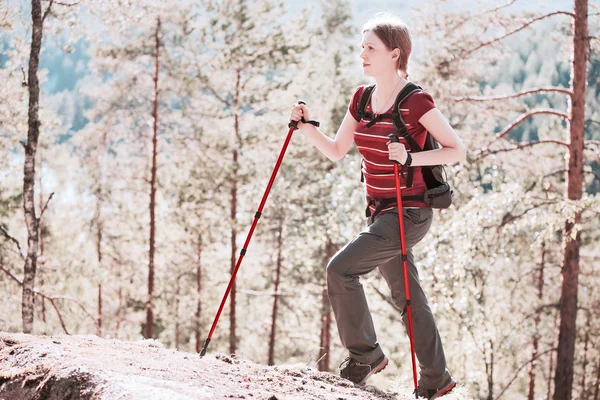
[388,133,419,395]
[200,102,318,357]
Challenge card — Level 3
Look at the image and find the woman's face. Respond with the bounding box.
[360,30,398,77]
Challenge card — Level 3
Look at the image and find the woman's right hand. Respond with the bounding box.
[289,102,310,129]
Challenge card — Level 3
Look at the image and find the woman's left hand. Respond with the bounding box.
[387,141,408,165]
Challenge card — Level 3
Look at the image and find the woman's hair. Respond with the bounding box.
[362,13,412,79]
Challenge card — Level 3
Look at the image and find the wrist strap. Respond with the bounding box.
[404,152,412,168]
[288,118,320,130]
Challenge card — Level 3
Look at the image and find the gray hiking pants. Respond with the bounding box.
[327,207,452,389]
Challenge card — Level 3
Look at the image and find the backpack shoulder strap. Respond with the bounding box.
[391,83,421,128]
[356,84,375,121]
[392,83,423,151]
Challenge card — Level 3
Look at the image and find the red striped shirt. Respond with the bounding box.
[349,84,436,212]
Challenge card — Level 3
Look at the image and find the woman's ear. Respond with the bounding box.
[392,48,400,61]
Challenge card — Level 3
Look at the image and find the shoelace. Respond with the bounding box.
[339,357,354,370]
[339,357,372,372]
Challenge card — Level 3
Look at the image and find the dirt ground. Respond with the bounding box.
[0,332,470,400]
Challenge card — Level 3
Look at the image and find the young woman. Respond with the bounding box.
[289,14,466,400]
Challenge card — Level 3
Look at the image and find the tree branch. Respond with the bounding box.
[48,297,70,333]
[0,265,22,286]
[20,67,28,87]
[495,201,557,228]
[522,303,561,321]
[0,224,25,261]
[481,108,570,150]
[494,347,557,400]
[543,168,566,179]
[454,87,573,102]
[486,0,518,14]
[586,119,600,126]
[42,0,82,6]
[0,265,98,334]
[0,264,68,333]
[477,139,569,160]
[42,0,54,23]
[49,295,98,324]
[447,302,487,358]
[206,84,230,107]
[39,192,55,221]
[460,11,575,59]
[446,0,518,32]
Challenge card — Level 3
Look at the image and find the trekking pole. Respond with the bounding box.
[388,133,419,395]
[200,102,317,357]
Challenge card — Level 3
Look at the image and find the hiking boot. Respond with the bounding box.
[414,377,457,399]
[339,354,389,385]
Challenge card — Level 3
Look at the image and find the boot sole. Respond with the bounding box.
[358,356,389,386]
[431,379,456,399]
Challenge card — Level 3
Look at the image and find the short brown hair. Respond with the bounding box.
[362,13,412,78]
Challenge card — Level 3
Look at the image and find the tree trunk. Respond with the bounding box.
[318,239,336,372]
[553,1,588,398]
[22,0,48,334]
[229,69,241,355]
[487,339,494,400]
[97,283,102,336]
[580,333,589,398]
[145,16,161,340]
[195,234,202,353]
[38,175,46,324]
[38,174,44,257]
[548,309,560,400]
[116,282,123,335]
[528,243,545,400]
[40,277,46,323]
[268,216,284,366]
[580,312,591,398]
[230,144,238,355]
[593,354,600,400]
[95,195,103,337]
[39,175,46,324]
[175,276,181,349]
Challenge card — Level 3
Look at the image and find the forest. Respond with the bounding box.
[1,0,599,399]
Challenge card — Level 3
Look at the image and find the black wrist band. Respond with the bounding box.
[403,152,412,167]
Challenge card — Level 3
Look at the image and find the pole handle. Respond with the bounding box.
[388,133,402,165]
[288,100,307,129]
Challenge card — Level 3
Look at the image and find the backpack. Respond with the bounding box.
[356,83,453,209]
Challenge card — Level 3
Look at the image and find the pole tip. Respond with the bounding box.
[199,338,211,357]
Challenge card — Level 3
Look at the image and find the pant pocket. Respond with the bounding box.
[405,208,431,225]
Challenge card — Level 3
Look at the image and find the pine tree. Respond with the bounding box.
[411,1,599,397]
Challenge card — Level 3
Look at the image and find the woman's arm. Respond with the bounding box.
[296,109,357,162]
[401,108,466,166]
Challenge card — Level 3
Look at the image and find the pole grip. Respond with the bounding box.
[388,133,402,165]
[288,100,307,129]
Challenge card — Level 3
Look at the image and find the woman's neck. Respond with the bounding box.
[372,72,408,112]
